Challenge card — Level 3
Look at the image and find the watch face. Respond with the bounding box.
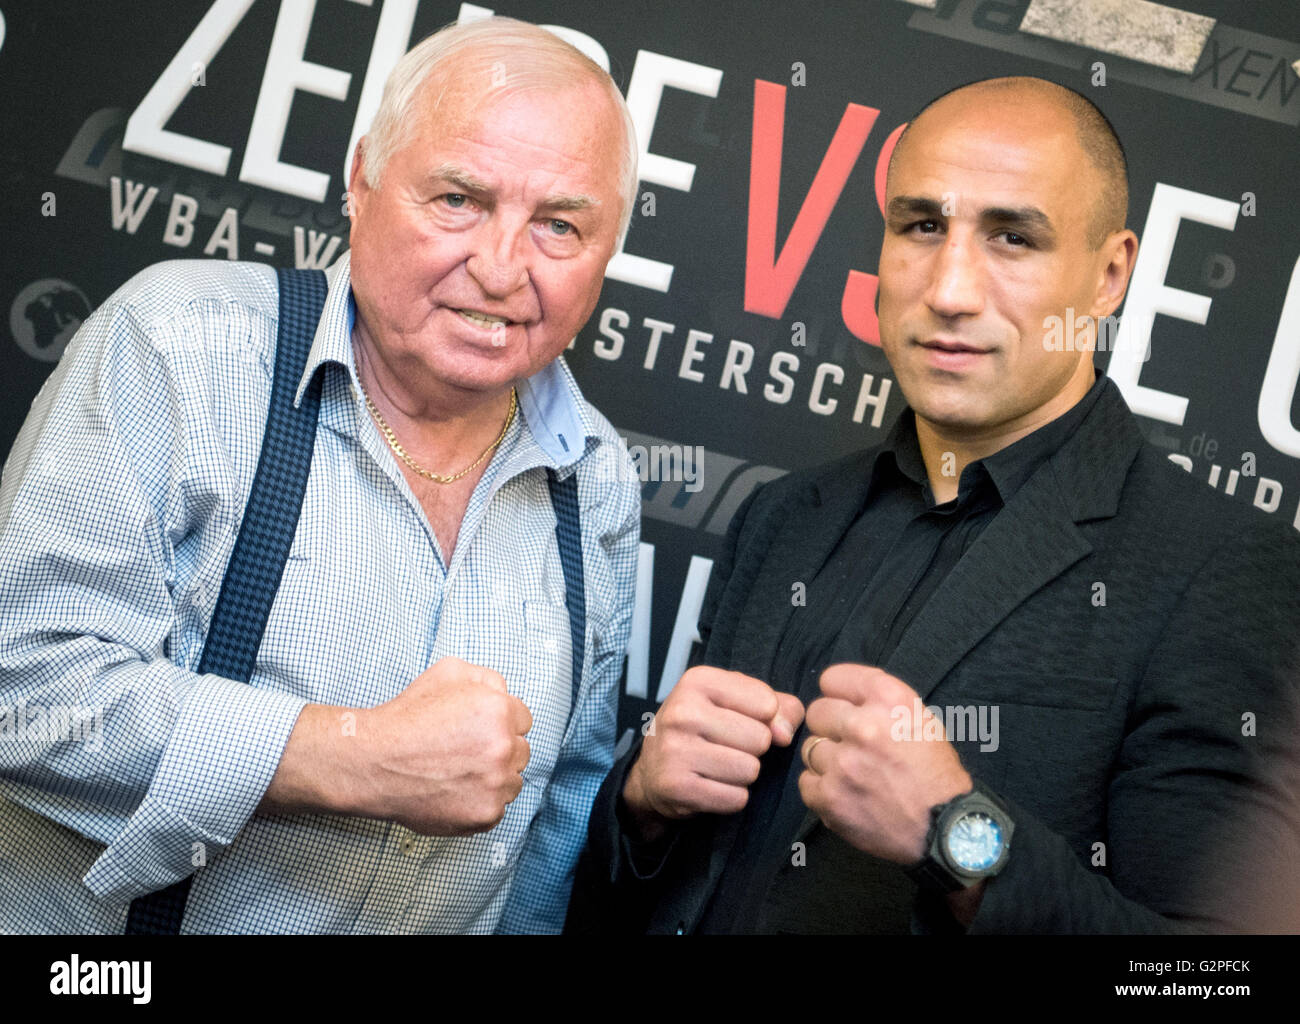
[944,811,1004,871]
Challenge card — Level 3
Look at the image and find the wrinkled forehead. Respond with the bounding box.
[399,71,625,211]
[436,83,618,154]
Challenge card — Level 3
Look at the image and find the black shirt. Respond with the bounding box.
[693,373,1109,933]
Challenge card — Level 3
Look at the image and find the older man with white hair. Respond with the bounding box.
[0,16,640,934]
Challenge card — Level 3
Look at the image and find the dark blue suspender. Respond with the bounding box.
[546,470,586,716]
[125,267,585,934]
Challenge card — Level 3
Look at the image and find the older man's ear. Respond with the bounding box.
[345,137,371,224]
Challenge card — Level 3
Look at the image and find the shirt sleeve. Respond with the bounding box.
[0,291,310,905]
[496,442,641,933]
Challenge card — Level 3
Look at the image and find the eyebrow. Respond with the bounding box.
[426,163,601,214]
[887,195,1056,241]
[428,163,492,195]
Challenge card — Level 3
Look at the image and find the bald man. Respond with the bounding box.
[566,77,1300,934]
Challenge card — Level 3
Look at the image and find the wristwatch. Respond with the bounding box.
[905,779,1015,893]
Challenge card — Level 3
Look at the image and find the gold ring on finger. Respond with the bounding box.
[802,735,828,775]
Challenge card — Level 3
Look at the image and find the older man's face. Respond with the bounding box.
[347,73,625,397]
[878,93,1118,437]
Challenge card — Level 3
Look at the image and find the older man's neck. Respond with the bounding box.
[351,325,517,460]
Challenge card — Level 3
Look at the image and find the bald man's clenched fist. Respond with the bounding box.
[621,666,805,841]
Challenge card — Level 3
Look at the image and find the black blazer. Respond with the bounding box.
[566,378,1300,934]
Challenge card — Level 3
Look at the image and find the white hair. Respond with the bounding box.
[361,16,639,247]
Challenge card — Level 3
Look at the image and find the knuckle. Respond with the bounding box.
[435,656,465,678]
[491,693,518,726]
[678,665,706,686]
[656,700,686,731]
[681,662,712,686]
[474,799,505,832]
[872,672,907,704]
[851,717,878,748]
[485,733,515,766]
[821,770,850,808]
[836,749,865,788]
[676,668,707,696]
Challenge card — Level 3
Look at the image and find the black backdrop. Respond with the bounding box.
[3,0,1299,748]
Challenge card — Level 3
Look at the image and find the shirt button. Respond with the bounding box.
[400,837,416,855]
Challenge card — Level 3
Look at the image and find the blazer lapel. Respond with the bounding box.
[728,451,878,689]
[883,472,1091,701]
[884,377,1143,701]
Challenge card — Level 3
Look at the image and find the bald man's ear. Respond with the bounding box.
[1092,229,1139,319]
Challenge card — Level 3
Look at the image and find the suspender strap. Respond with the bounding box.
[495,470,588,934]
[546,469,586,711]
[125,267,328,935]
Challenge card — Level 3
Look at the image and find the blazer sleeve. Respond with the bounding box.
[918,523,1300,934]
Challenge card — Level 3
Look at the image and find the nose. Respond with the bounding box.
[466,216,529,298]
[924,229,984,318]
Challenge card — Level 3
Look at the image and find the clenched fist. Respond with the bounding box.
[798,664,971,864]
[622,666,805,841]
[358,657,533,836]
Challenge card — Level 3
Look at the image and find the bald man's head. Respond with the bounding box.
[888,77,1128,250]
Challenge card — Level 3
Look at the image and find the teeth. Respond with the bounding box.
[457,309,509,327]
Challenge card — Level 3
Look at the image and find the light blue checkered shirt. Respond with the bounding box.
[0,253,639,934]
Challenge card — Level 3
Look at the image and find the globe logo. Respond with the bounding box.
[10,279,91,363]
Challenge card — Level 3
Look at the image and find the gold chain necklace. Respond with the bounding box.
[358,376,516,484]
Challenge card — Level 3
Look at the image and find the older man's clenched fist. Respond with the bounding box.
[359,657,533,837]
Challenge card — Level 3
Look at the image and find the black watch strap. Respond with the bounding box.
[906,850,969,893]
[905,779,1014,894]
